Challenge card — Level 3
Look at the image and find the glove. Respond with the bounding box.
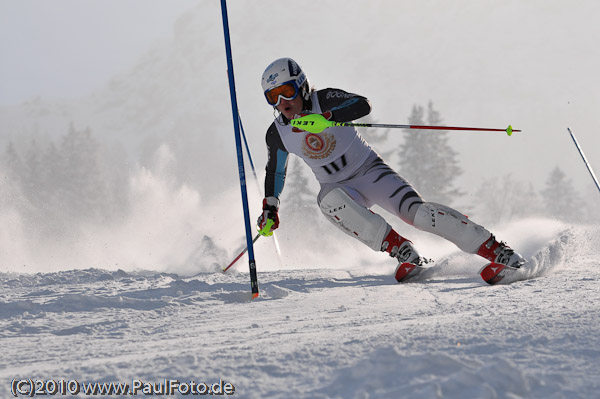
[291,111,333,133]
[257,196,280,236]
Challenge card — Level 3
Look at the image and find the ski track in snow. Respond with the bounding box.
[1,221,599,398]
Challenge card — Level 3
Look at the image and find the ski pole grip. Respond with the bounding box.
[258,218,275,237]
[290,114,333,134]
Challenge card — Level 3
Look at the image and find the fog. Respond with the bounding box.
[0,0,199,106]
[1,0,599,274]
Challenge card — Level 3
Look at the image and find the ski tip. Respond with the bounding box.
[480,262,524,285]
[479,262,503,284]
[395,262,418,283]
[251,292,260,300]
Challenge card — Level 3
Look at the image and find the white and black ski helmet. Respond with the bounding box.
[261,58,310,105]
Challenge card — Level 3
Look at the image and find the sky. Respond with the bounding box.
[0,0,199,105]
[1,0,599,199]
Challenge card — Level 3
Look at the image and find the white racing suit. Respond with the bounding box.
[264,88,491,256]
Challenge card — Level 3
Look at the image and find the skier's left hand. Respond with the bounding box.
[257,197,280,236]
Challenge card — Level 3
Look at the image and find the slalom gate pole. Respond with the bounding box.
[220,0,259,299]
[567,127,600,195]
[239,114,285,262]
[239,115,263,195]
[239,115,257,178]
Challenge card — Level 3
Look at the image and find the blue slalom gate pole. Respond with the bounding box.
[220,0,259,298]
[568,127,600,196]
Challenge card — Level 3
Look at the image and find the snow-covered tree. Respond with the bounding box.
[396,102,463,205]
[582,184,600,223]
[356,114,394,161]
[1,124,132,233]
[21,139,46,208]
[48,123,110,224]
[277,157,328,254]
[540,166,586,222]
[280,157,319,227]
[473,174,542,225]
[1,142,28,212]
[2,141,24,184]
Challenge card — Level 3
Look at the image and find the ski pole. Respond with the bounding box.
[567,127,600,195]
[223,219,274,272]
[291,114,520,136]
[240,114,284,261]
[223,233,261,272]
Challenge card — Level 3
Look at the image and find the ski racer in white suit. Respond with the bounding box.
[257,57,525,281]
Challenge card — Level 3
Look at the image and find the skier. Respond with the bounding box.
[257,57,525,281]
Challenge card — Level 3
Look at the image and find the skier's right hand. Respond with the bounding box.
[257,196,280,236]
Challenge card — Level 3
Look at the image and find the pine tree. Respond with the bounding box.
[2,141,24,184]
[280,157,318,226]
[356,114,394,160]
[1,142,26,211]
[582,184,600,223]
[22,139,45,208]
[41,141,62,200]
[540,166,585,222]
[58,123,109,222]
[99,141,131,220]
[474,174,542,225]
[396,102,463,205]
[278,157,324,253]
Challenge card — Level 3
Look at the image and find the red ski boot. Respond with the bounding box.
[477,235,526,284]
[382,229,430,282]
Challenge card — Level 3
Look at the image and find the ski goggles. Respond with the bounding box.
[264,80,300,107]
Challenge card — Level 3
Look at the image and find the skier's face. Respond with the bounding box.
[276,96,303,120]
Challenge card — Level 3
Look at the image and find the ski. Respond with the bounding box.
[395,262,426,282]
[479,262,520,285]
[395,260,525,285]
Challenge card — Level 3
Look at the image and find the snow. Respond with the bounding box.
[1,220,599,398]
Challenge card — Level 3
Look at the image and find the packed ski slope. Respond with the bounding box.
[1,219,599,398]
